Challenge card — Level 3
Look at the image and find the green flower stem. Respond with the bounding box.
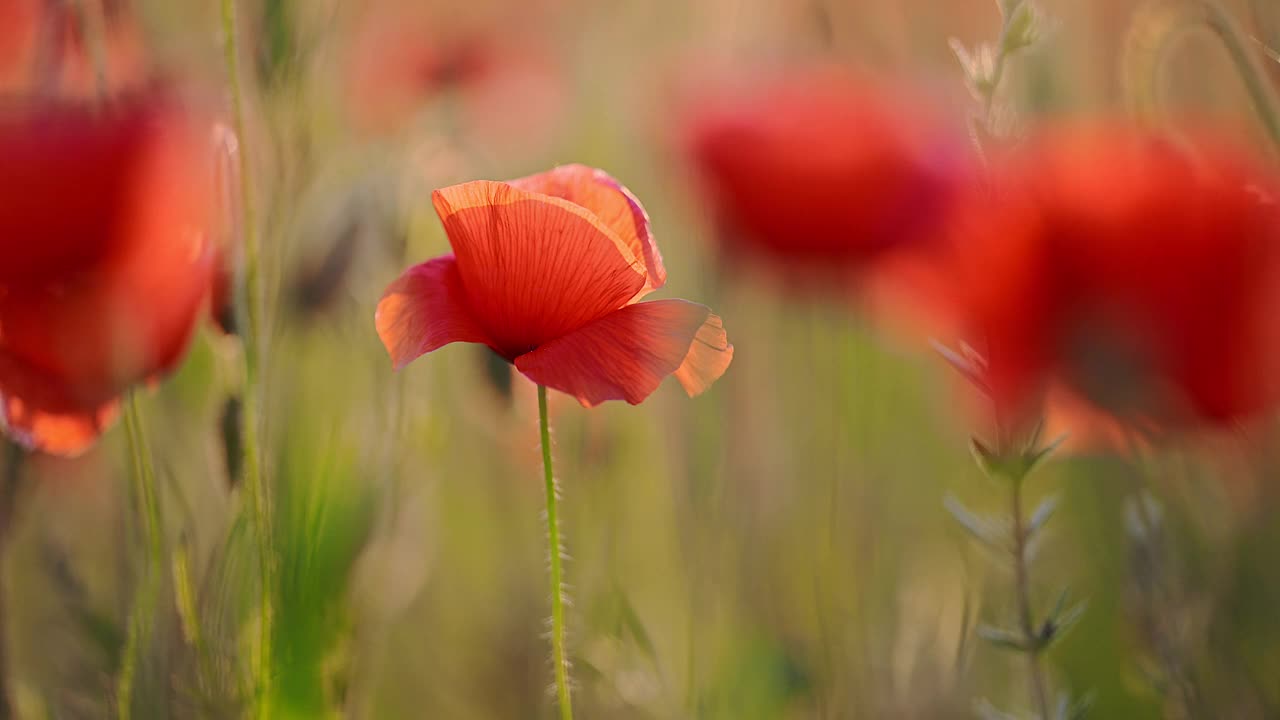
[1010,472,1052,720]
[538,385,573,720]
[219,0,275,714]
[1124,0,1280,152]
[117,393,165,720]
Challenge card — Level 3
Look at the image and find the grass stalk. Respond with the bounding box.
[218,1,275,714]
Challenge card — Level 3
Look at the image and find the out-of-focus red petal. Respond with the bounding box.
[680,66,970,282]
[375,255,491,370]
[510,164,666,295]
[513,299,731,406]
[0,101,147,282]
[432,180,645,358]
[0,394,119,457]
[959,124,1280,429]
[0,95,216,410]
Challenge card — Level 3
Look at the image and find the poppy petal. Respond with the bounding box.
[513,299,732,406]
[375,255,490,370]
[672,311,734,398]
[1,394,119,457]
[432,180,645,357]
[510,164,667,294]
[0,101,146,282]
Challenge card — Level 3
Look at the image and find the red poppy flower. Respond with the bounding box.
[345,5,564,147]
[0,0,145,98]
[376,164,733,406]
[680,66,972,284]
[953,123,1280,434]
[0,92,217,454]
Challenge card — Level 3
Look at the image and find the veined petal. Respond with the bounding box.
[514,299,732,406]
[510,164,666,294]
[432,180,646,357]
[375,255,490,369]
[673,311,734,397]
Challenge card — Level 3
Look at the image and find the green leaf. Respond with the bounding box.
[977,623,1031,652]
[615,586,659,668]
[1026,494,1059,537]
[1001,1,1041,55]
[944,495,1007,550]
[1022,433,1067,477]
[996,0,1024,20]
[975,697,1020,720]
[1055,690,1096,720]
[1040,587,1087,647]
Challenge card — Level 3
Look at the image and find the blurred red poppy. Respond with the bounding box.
[376,164,733,406]
[0,92,218,454]
[345,4,564,148]
[680,66,972,287]
[0,0,145,98]
[952,123,1280,435]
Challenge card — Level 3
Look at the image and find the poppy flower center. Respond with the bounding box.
[1059,307,1171,422]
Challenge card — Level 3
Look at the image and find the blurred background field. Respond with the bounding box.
[5,0,1280,718]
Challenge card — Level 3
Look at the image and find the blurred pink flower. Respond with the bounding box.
[344,4,565,151]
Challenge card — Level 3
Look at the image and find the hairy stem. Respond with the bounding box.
[219,0,274,714]
[538,385,573,720]
[117,393,165,720]
[1011,476,1051,719]
[1124,0,1280,151]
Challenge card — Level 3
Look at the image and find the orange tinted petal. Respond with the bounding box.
[432,180,645,358]
[672,312,734,397]
[514,299,731,406]
[375,255,491,369]
[510,164,666,294]
[1,394,119,457]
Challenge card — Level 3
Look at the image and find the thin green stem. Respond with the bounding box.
[117,393,165,720]
[1123,0,1280,152]
[538,385,573,720]
[219,0,274,714]
[1010,476,1051,720]
[173,537,217,710]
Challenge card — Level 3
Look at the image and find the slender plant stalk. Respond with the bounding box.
[537,385,573,720]
[219,0,274,714]
[173,537,218,705]
[0,443,26,720]
[117,393,165,720]
[1009,474,1052,720]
